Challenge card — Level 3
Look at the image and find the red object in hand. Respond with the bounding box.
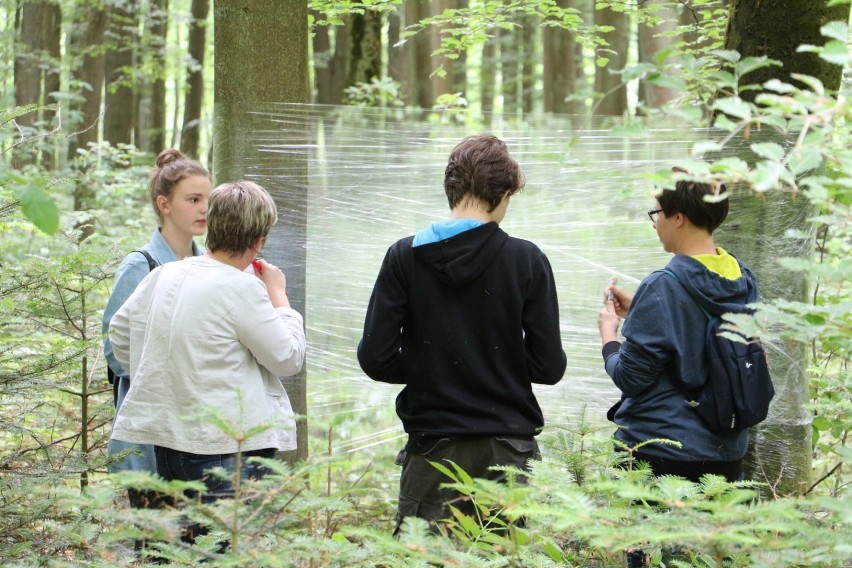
[252,260,263,275]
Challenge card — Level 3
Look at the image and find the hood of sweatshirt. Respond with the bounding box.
[665,253,761,316]
[412,221,508,287]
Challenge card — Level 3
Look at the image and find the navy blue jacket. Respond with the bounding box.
[603,253,761,462]
[358,222,567,439]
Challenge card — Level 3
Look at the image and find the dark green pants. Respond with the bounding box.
[394,436,539,535]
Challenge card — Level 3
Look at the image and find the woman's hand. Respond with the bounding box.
[254,259,290,308]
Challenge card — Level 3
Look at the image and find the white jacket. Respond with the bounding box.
[109,255,306,454]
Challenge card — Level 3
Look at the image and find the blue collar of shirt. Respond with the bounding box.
[413,219,485,247]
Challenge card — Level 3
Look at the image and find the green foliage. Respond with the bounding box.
[1,1,851,564]
[343,77,405,108]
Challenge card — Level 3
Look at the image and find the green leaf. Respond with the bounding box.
[596,57,610,68]
[788,147,824,175]
[691,141,723,156]
[713,96,751,120]
[735,55,777,78]
[804,313,827,325]
[646,73,686,91]
[19,186,59,235]
[609,124,650,138]
[711,49,741,63]
[751,161,782,192]
[817,40,851,66]
[750,142,785,162]
[820,21,849,42]
[812,416,832,431]
[761,79,796,94]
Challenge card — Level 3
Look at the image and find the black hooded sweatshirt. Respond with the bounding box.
[358,222,567,443]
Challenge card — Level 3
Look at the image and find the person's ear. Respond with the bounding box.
[156,195,169,215]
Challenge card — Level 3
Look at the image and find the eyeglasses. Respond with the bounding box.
[647,208,664,222]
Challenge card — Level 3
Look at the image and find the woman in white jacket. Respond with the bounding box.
[109,180,306,543]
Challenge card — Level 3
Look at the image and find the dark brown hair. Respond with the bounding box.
[656,168,729,233]
[149,149,210,223]
[444,135,525,212]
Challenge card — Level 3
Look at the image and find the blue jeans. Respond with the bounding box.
[154,446,276,544]
[108,376,157,475]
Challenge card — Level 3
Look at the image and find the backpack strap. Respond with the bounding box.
[134,249,160,272]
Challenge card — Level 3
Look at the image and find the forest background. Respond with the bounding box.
[1,0,851,566]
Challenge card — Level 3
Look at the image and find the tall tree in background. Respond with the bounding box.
[720,0,852,493]
[181,0,209,158]
[387,5,404,93]
[215,0,310,462]
[13,0,61,168]
[499,25,521,115]
[68,3,107,237]
[404,0,433,108]
[312,10,336,104]
[543,0,578,115]
[430,0,467,103]
[136,0,168,154]
[320,15,353,105]
[346,9,382,89]
[637,1,679,111]
[103,0,138,145]
[593,3,628,116]
[480,40,496,115]
[724,0,849,97]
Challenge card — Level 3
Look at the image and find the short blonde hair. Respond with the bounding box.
[206,181,278,255]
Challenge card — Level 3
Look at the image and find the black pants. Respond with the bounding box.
[631,450,743,483]
[394,436,539,535]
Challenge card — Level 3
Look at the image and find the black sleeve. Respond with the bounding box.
[357,244,408,384]
[522,251,567,385]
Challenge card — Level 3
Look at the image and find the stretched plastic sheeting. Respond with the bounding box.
[232,104,809,489]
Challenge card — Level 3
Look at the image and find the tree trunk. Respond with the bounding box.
[103,0,138,146]
[136,0,168,154]
[346,9,382,88]
[637,0,679,111]
[387,5,404,93]
[500,26,520,116]
[520,16,536,114]
[328,16,352,105]
[70,4,107,239]
[543,0,578,115]
[430,0,451,101]
[214,0,310,462]
[13,0,61,168]
[405,0,433,108]
[722,0,852,494]
[312,11,334,104]
[593,3,629,116]
[480,39,496,116]
[724,0,848,97]
[181,0,209,159]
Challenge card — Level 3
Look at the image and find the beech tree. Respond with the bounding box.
[718,0,852,493]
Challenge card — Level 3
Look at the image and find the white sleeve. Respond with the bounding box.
[109,293,133,370]
[236,282,306,377]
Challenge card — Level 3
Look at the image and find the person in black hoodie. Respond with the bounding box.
[358,135,567,535]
